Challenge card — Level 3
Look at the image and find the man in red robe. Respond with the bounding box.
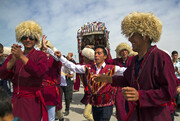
[80,47,95,121]
[105,42,134,121]
[0,20,48,121]
[92,12,177,121]
[40,35,63,121]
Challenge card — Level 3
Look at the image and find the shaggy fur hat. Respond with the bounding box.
[82,47,94,61]
[3,47,11,55]
[38,40,54,50]
[129,51,138,57]
[46,40,54,50]
[121,12,162,43]
[115,43,132,58]
[15,20,43,45]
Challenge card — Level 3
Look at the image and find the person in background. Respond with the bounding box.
[128,50,138,57]
[105,42,134,121]
[74,45,95,93]
[66,53,76,102]
[3,47,11,59]
[67,52,80,92]
[60,55,74,116]
[0,44,12,97]
[67,53,76,63]
[41,35,62,121]
[171,50,180,117]
[80,47,95,121]
[0,20,48,121]
[0,43,4,62]
[0,87,23,121]
[92,12,177,121]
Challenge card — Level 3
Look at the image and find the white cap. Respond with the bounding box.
[81,48,94,60]
[4,47,11,55]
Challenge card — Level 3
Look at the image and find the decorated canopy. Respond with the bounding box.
[77,21,110,53]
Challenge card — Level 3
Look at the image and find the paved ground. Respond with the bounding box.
[175,106,180,121]
[58,84,180,121]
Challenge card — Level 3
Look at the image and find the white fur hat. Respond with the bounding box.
[129,51,138,57]
[3,47,11,55]
[53,47,57,51]
[38,40,54,50]
[115,43,132,58]
[121,12,162,43]
[81,47,94,60]
[46,40,54,50]
[15,20,43,45]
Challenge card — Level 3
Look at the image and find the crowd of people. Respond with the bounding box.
[0,11,180,121]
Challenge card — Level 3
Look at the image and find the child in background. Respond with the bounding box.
[0,87,22,121]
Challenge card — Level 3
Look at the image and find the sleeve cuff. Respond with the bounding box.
[46,48,52,53]
[60,56,67,63]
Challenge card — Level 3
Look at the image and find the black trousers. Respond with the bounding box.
[61,84,73,111]
[92,105,113,121]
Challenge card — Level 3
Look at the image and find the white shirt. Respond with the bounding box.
[59,54,126,76]
[61,65,73,86]
[173,60,180,79]
[46,48,126,75]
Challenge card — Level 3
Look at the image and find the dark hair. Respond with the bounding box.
[69,58,76,63]
[172,51,178,55]
[0,87,12,118]
[94,45,107,56]
[0,43,3,50]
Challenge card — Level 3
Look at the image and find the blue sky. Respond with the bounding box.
[0,0,180,62]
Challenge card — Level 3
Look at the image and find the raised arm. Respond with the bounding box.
[58,54,85,74]
[46,48,60,61]
[46,47,85,73]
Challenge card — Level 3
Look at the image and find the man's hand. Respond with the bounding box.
[11,54,18,61]
[175,66,180,75]
[91,74,112,83]
[42,35,48,50]
[175,66,178,72]
[54,51,61,58]
[11,44,29,65]
[68,53,73,57]
[11,44,23,59]
[67,53,73,60]
[122,87,139,101]
[177,86,180,94]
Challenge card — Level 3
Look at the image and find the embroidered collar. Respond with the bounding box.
[95,62,106,69]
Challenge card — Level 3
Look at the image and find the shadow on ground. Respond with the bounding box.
[71,93,84,105]
[70,106,84,114]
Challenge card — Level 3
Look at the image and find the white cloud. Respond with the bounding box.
[0,0,180,62]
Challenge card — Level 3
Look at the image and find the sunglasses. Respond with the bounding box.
[21,36,36,41]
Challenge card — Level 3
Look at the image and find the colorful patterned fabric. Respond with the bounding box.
[42,79,60,99]
[77,21,110,53]
[85,64,116,107]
